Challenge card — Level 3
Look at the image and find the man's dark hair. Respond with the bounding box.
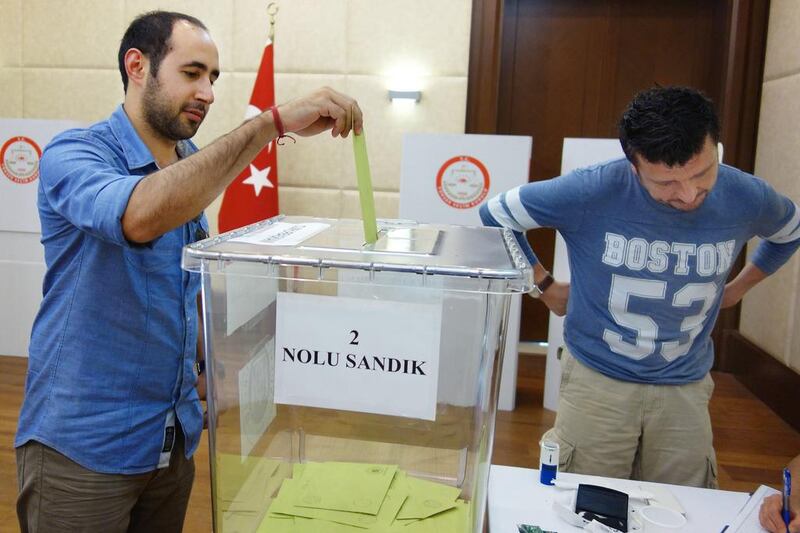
[618,86,720,167]
[118,11,207,92]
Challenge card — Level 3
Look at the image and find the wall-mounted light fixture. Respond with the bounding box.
[388,90,422,103]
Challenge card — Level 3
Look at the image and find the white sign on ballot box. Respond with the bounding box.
[0,118,82,233]
[274,292,442,421]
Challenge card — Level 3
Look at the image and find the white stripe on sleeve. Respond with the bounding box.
[488,194,525,232]
[767,203,800,244]
[506,185,541,230]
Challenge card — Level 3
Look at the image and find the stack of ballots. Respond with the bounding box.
[257,461,471,532]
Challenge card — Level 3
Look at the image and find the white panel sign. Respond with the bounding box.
[225,262,278,336]
[0,119,82,233]
[399,133,531,411]
[544,138,625,411]
[274,292,442,421]
[238,339,276,457]
[400,133,532,226]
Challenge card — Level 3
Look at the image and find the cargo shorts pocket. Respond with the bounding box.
[703,373,716,402]
[558,346,577,393]
[705,452,719,489]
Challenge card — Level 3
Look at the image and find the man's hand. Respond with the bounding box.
[720,281,747,308]
[277,87,363,138]
[759,493,799,532]
[537,280,570,316]
[196,371,206,401]
[721,262,768,309]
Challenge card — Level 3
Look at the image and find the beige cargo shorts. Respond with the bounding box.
[541,347,718,488]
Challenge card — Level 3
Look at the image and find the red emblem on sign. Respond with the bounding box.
[1,136,42,184]
[435,155,490,209]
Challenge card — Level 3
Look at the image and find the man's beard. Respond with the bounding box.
[142,75,201,141]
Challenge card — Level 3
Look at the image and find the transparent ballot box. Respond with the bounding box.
[182,216,532,533]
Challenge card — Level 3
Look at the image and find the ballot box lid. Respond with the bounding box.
[182,216,532,291]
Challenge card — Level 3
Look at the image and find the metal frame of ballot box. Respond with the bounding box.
[183,216,532,533]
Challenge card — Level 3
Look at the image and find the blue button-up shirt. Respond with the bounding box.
[15,105,208,474]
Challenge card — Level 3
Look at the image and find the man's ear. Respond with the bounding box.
[628,154,641,177]
[124,48,149,89]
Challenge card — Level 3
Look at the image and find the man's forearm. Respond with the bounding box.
[123,112,277,243]
[727,262,768,293]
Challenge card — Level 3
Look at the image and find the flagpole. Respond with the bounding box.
[267,2,278,42]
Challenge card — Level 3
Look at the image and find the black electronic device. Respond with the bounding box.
[574,483,629,531]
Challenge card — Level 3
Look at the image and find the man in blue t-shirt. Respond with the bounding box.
[481,86,800,488]
[15,10,364,533]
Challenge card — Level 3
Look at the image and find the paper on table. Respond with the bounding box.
[726,484,779,533]
[352,130,378,244]
[640,484,685,515]
[295,462,398,515]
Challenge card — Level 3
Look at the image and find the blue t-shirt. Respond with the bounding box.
[481,158,800,384]
[15,105,208,474]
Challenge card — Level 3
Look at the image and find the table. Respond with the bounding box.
[488,465,750,532]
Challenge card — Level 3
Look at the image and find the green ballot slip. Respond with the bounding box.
[395,475,461,520]
[352,130,379,244]
[268,477,407,529]
[295,462,398,515]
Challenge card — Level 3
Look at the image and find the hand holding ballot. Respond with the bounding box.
[276,87,363,138]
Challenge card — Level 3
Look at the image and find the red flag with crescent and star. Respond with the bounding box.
[217,39,278,233]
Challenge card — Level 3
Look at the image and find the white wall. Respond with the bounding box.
[741,0,800,373]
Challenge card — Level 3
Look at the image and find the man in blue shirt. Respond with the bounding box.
[481,87,800,488]
[15,10,364,532]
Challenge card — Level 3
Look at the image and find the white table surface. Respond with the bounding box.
[488,465,750,533]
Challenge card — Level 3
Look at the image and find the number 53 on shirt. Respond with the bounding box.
[603,274,718,361]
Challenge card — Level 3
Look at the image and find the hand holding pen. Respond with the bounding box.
[785,468,794,533]
[760,462,799,533]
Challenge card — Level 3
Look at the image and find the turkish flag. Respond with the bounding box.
[217,40,279,233]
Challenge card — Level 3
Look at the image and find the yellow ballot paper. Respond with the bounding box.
[352,130,379,244]
[292,462,307,479]
[257,462,473,532]
[270,477,408,529]
[392,500,471,533]
[395,475,461,520]
[293,516,359,533]
[295,462,398,515]
[255,514,294,533]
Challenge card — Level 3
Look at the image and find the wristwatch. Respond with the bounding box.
[530,272,555,298]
